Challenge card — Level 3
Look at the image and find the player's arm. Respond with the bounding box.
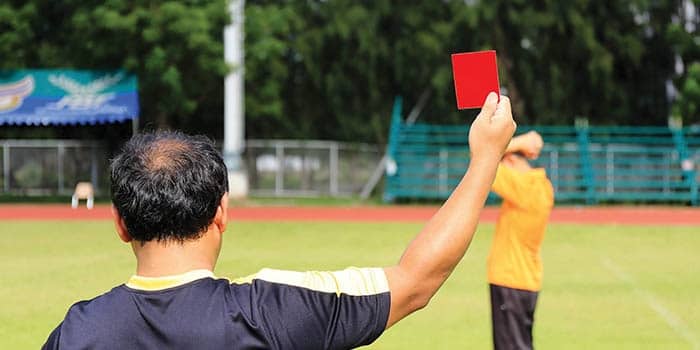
[492,130,543,202]
[505,130,543,159]
[383,92,516,328]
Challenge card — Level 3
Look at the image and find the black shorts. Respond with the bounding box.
[489,284,539,350]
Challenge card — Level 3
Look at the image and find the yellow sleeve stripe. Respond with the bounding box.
[232,267,390,297]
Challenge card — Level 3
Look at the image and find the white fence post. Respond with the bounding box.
[57,142,65,194]
[606,147,613,194]
[275,142,284,196]
[2,143,9,192]
[90,145,98,194]
[330,142,339,195]
[551,149,558,192]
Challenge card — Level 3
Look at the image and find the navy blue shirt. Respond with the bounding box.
[43,268,390,349]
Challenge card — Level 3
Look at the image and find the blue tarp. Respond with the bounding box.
[0,69,138,126]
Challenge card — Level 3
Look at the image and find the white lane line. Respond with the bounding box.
[601,257,699,350]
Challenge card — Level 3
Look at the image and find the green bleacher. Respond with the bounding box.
[384,98,699,205]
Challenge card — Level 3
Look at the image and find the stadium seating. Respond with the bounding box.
[384,99,698,205]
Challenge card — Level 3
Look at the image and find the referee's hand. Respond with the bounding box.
[468,92,516,162]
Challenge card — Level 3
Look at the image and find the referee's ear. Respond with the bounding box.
[214,193,229,234]
[111,205,132,243]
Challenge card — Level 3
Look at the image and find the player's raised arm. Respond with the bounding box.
[383,92,516,328]
[505,130,543,159]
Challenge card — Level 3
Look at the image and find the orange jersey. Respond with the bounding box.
[487,164,554,292]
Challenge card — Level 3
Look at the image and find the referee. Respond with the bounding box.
[43,92,515,350]
[487,131,554,350]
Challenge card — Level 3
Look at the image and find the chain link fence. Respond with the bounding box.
[0,139,383,198]
[0,140,107,196]
[244,140,382,197]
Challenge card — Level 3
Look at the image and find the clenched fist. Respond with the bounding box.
[468,92,516,162]
[519,131,543,159]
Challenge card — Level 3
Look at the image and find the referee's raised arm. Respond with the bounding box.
[383,92,516,328]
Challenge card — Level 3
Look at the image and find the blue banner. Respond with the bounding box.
[0,69,138,126]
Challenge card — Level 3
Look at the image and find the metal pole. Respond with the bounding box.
[405,88,432,124]
[58,143,65,194]
[360,97,403,200]
[91,146,98,194]
[606,147,613,194]
[275,142,284,196]
[551,149,558,192]
[224,0,248,198]
[664,151,671,194]
[2,144,9,193]
[330,142,339,196]
[360,155,387,200]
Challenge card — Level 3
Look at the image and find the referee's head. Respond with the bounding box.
[110,130,229,243]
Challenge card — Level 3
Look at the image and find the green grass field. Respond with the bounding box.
[1,219,699,349]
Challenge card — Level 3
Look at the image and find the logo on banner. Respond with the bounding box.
[0,76,35,113]
[47,73,123,110]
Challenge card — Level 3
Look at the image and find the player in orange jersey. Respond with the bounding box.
[487,130,554,350]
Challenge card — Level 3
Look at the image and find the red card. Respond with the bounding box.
[451,50,500,109]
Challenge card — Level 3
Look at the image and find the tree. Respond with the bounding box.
[245,0,478,143]
[0,0,230,136]
[673,62,700,123]
[2,0,696,142]
[244,0,697,143]
[668,0,700,124]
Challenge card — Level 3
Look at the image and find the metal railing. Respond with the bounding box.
[0,139,106,196]
[384,113,700,204]
[0,138,383,198]
[244,139,382,197]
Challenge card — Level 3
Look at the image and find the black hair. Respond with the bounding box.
[110,131,228,242]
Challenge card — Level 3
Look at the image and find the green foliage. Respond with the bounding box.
[673,62,700,122]
[0,0,229,134]
[245,1,480,143]
[244,0,698,142]
[0,1,697,141]
[666,1,700,125]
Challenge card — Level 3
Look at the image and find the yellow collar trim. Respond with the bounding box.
[126,269,215,291]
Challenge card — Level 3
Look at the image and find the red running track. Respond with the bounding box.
[0,204,698,226]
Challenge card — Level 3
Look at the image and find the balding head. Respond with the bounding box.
[110,131,228,242]
[141,138,190,171]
